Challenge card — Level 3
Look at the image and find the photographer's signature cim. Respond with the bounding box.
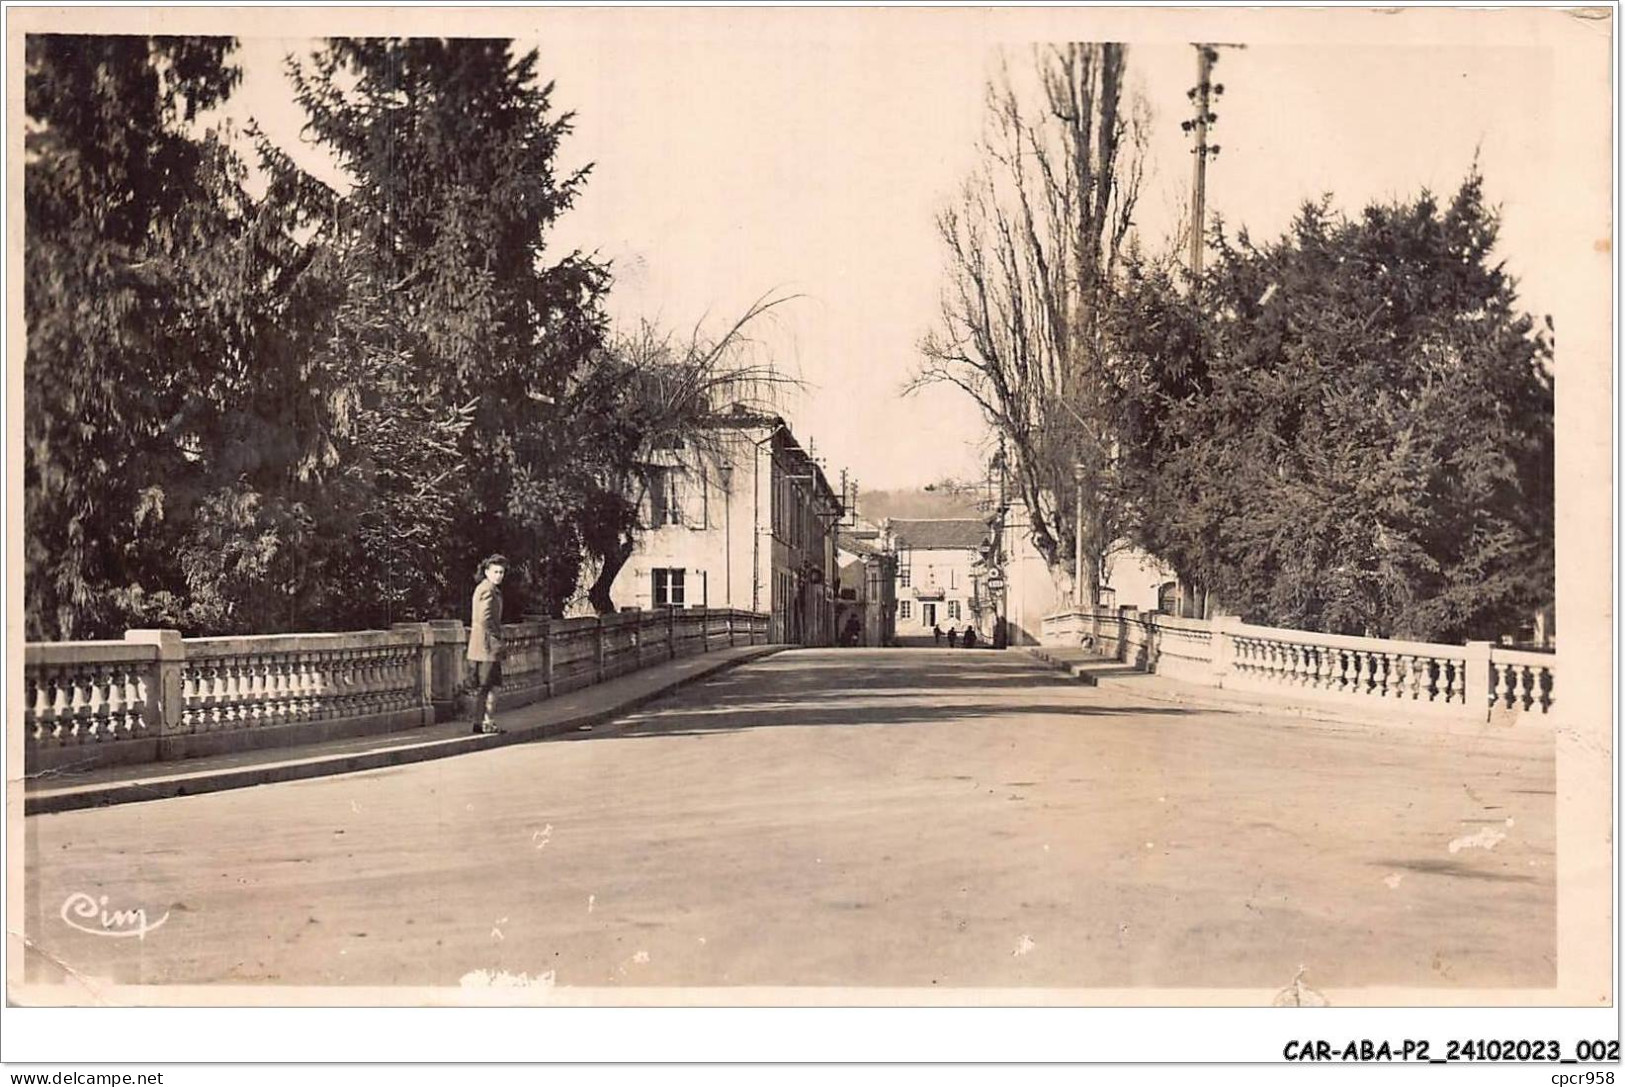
[60,891,170,940]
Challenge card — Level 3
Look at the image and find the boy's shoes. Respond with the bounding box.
[474,719,503,735]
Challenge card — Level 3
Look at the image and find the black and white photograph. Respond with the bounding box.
[4,2,1616,1071]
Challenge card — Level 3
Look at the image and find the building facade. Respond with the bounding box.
[610,414,842,646]
[835,517,898,647]
[885,519,985,643]
[977,496,1177,645]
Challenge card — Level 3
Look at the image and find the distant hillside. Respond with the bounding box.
[856,483,987,523]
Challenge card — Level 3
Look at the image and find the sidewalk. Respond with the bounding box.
[1020,645,1541,735]
[24,643,787,815]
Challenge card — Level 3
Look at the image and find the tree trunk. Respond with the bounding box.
[587,530,637,615]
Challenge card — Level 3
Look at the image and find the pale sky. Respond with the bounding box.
[225,7,1608,491]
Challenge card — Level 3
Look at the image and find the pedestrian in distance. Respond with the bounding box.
[962,625,978,649]
[932,623,942,646]
[468,553,509,735]
[946,624,959,649]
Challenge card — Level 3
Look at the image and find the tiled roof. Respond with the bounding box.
[838,532,884,558]
[890,518,987,551]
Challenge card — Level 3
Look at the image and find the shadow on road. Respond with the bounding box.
[603,699,1196,739]
[559,648,1204,740]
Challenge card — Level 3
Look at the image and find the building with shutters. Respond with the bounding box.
[609,413,842,646]
[884,518,986,644]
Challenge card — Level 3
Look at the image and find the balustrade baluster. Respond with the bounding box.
[307,654,329,719]
[45,670,67,743]
[388,647,408,710]
[104,665,127,740]
[266,654,286,722]
[351,649,370,715]
[1514,665,1533,712]
[134,667,155,735]
[367,648,386,714]
[330,651,351,717]
[360,648,379,714]
[209,662,230,729]
[83,667,108,742]
[216,658,237,727]
[180,666,199,731]
[43,671,64,744]
[238,656,260,726]
[236,657,255,726]
[1391,655,1411,700]
[253,655,273,724]
[1491,661,1510,710]
[188,664,206,730]
[1350,652,1367,696]
[294,654,317,720]
[281,655,302,720]
[276,655,293,719]
[26,673,45,745]
[1445,660,1462,706]
[65,672,92,744]
[228,657,249,726]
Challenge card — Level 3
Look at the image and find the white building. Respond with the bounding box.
[610,414,842,646]
[885,519,985,643]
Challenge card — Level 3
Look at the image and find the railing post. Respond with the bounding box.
[701,609,710,653]
[124,629,186,750]
[1462,641,1494,721]
[668,605,677,660]
[410,620,467,722]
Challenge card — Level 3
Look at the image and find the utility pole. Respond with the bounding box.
[1183,43,1242,277]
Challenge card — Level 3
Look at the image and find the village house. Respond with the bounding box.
[610,413,843,646]
[835,509,897,647]
[884,518,985,644]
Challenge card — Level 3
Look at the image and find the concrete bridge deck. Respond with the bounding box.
[17,647,1554,997]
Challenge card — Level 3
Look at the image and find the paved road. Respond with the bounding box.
[20,648,1554,993]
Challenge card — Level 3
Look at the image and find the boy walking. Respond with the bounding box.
[468,554,509,734]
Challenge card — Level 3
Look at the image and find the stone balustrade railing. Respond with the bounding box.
[24,608,772,774]
[1041,607,1554,724]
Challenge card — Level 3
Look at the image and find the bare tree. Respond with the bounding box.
[912,44,1148,610]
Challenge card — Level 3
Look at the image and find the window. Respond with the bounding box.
[899,600,912,620]
[652,568,685,607]
[899,566,911,588]
[948,601,961,620]
[647,467,683,526]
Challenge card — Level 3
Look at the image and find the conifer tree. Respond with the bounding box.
[284,38,610,621]
[1113,173,1554,641]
